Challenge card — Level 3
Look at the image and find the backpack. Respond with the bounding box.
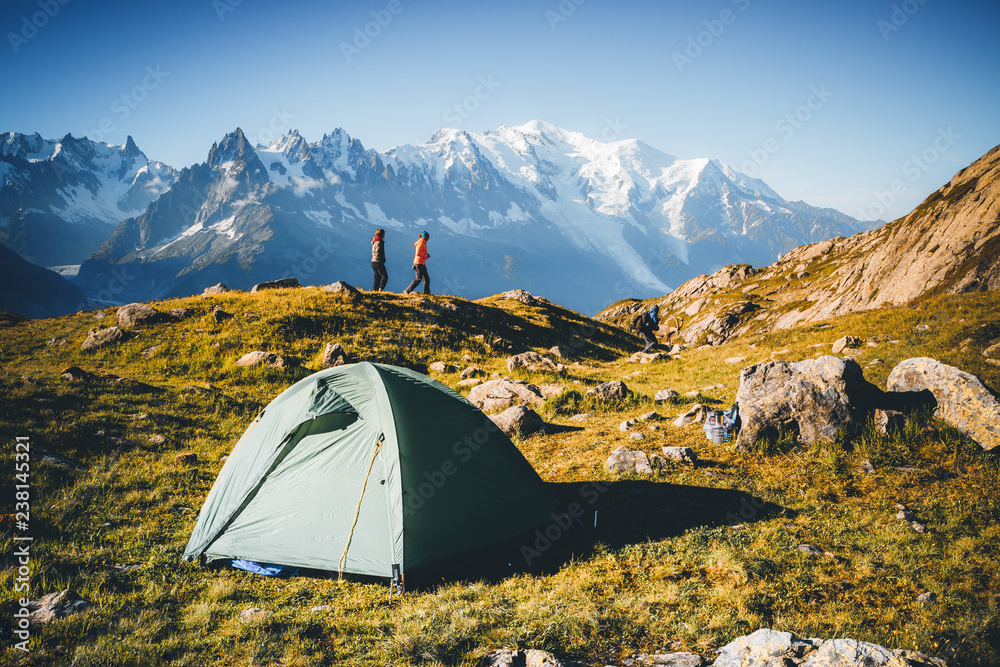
[629,312,645,332]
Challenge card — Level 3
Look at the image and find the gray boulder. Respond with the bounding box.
[323,280,359,295]
[734,356,867,450]
[117,303,164,328]
[713,629,820,667]
[507,351,562,373]
[489,406,545,436]
[81,326,127,351]
[429,361,458,373]
[461,366,485,380]
[662,446,697,465]
[887,357,1000,450]
[585,381,630,402]
[202,283,229,295]
[25,589,91,623]
[251,277,300,292]
[320,342,350,368]
[468,379,545,411]
[605,445,653,475]
[655,389,680,402]
[236,351,286,368]
[832,335,863,354]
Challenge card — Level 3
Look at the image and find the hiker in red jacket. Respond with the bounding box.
[371,228,388,291]
[404,231,431,295]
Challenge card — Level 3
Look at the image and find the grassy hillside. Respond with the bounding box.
[2,286,999,666]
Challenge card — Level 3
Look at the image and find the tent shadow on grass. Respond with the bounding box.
[404,480,791,590]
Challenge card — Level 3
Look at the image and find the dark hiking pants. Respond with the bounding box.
[404,264,430,294]
[372,262,388,291]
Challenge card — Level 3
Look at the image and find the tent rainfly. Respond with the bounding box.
[183,362,560,584]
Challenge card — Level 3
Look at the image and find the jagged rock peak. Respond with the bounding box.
[207,127,254,168]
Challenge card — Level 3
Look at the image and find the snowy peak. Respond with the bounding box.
[207,127,256,169]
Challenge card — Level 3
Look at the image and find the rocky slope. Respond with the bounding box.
[597,144,1000,344]
[0,243,88,318]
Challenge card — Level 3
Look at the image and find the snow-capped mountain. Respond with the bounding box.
[0,132,176,267]
[77,122,865,313]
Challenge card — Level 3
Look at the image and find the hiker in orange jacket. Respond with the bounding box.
[403,231,431,295]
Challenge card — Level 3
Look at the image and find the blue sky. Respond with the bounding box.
[2,0,998,222]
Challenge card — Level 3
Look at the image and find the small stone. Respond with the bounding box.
[321,342,350,368]
[861,460,877,475]
[832,335,863,354]
[148,435,167,446]
[673,404,706,427]
[619,419,638,431]
[724,356,746,365]
[236,351,285,368]
[82,326,127,351]
[430,361,458,373]
[460,366,484,380]
[323,280,359,294]
[25,590,91,623]
[629,432,646,440]
[585,381,630,402]
[911,521,927,533]
[915,324,930,332]
[141,345,161,359]
[211,306,233,323]
[203,283,229,295]
[457,378,482,387]
[175,452,198,465]
[310,605,333,612]
[655,389,680,402]
[605,445,653,475]
[896,510,917,522]
[640,411,662,421]
[917,591,938,604]
[798,544,823,556]
[661,446,697,465]
[569,414,592,421]
[239,607,273,620]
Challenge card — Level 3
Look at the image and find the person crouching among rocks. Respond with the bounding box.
[371,228,388,291]
[638,304,660,352]
[404,231,431,295]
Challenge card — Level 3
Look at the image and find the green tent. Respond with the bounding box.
[183,362,560,582]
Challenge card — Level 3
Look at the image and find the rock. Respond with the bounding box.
[832,335,863,354]
[585,381,630,402]
[983,342,1000,359]
[82,326,127,351]
[807,638,939,667]
[457,378,482,388]
[713,629,819,667]
[60,365,96,380]
[24,590,91,623]
[430,361,458,373]
[489,406,545,436]
[320,342,350,368]
[682,390,700,399]
[507,351,561,373]
[629,351,672,363]
[661,446,697,465]
[251,277,299,292]
[203,283,229,295]
[798,544,823,556]
[915,324,930,332]
[236,351,286,368]
[549,344,572,359]
[460,366,484,380]
[175,452,198,465]
[887,357,1000,450]
[605,445,653,475]
[861,460,877,475]
[310,605,333,612]
[239,607,273,620]
[640,411,662,421]
[500,289,546,306]
[911,521,927,533]
[724,356,746,365]
[211,306,233,322]
[917,591,938,604]
[735,356,868,450]
[141,345,161,359]
[117,303,164,328]
[655,389,680,402]
[168,308,193,320]
[468,379,545,411]
[148,435,167,446]
[569,414,592,421]
[634,653,702,667]
[619,418,638,431]
[673,404,706,427]
[323,280,359,294]
[629,432,646,440]
[875,409,906,436]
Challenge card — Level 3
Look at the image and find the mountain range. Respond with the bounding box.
[4,122,868,314]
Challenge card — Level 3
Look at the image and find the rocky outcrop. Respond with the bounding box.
[735,356,868,449]
[887,357,1000,450]
[251,277,300,292]
[81,326,128,351]
[713,629,944,667]
[468,379,545,411]
[585,381,630,402]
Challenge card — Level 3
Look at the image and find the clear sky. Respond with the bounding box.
[2,0,998,222]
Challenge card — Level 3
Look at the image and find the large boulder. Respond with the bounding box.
[236,351,286,368]
[585,381,630,402]
[81,326,128,351]
[323,280,359,295]
[489,406,545,436]
[887,357,1000,450]
[605,445,653,475]
[116,303,164,328]
[468,379,545,411]
[507,351,561,373]
[202,283,229,295]
[735,356,868,449]
[251,277,300,292]
[320,343,350,369]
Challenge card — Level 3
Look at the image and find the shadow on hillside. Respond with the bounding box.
[405,480,790,590]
